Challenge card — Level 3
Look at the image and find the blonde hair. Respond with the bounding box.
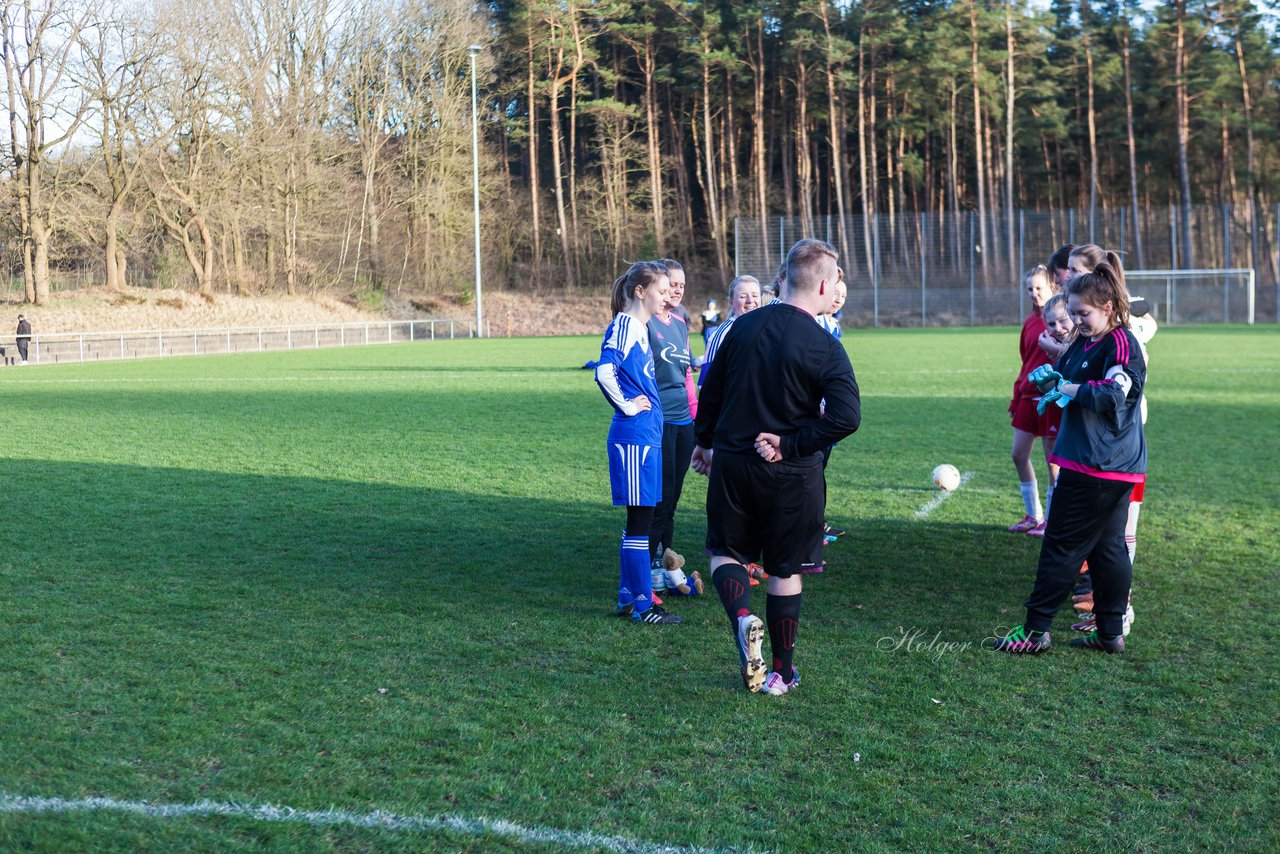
[1042,293,1078,344]
[785,238,839,295]
[1023,264,1057,294]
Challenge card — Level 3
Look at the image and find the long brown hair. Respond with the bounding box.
[1069,243,1125,278]
[610,261,669,315]
[1065,261,1130,331]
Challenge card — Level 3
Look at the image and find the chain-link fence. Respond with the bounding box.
[4,318,487,366]
[735,204,1279,326]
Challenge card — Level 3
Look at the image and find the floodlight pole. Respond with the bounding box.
[469,44,483,338]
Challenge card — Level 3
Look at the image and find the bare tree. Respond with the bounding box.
[3,0,96,303]
[78,6,170,291]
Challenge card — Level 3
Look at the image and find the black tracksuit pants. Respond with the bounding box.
[651,422,695,559]
[1024,468,1134,638]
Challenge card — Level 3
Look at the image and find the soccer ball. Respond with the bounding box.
[931,464,961,491]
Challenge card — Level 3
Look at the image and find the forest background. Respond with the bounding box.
[3,0,1278,316]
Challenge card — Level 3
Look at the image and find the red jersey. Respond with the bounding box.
[1011,310,1052,403]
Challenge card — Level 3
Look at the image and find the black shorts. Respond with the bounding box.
[705,451,825,577]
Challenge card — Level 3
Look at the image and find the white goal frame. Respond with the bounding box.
[1123,268,1255,325]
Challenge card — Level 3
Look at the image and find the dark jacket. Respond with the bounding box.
[696,302,860,462]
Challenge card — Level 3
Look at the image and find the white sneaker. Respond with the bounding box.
[737,615,765,693]
[763,667,800,696]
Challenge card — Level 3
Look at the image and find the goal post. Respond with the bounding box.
[1122,268,1255,325]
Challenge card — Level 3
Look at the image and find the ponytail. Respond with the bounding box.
[610,261,669,315]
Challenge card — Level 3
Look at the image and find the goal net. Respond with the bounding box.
[1122,269,1256,325]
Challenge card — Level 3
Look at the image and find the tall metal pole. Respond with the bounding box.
[469,45,483,338]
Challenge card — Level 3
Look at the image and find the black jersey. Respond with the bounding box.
[1049,325,1146,480]
[695,302,860,462]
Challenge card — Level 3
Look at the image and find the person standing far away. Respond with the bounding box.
[692,238,861,695]
[15,314,31,365]
[700,299,721,347]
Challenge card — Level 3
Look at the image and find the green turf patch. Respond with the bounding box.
[0,327,1276,851]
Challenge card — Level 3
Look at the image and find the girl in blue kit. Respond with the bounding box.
[595,261,682,625]
[994,261,1146,654]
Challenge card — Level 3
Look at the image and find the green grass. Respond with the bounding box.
[0,326,1277,852]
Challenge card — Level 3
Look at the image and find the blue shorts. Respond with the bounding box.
[608,442,662,506]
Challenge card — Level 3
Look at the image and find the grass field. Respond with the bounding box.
[0,325,1277,852]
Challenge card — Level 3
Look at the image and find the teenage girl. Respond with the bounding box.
[1007,265,1061,536]
[1064,246,1154,638]
[994,261,1146,654]
[594,261,682,625]
[1048,243,1075,288]
[647,259,703,598]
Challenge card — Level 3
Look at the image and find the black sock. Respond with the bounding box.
[766,593,802,682]
[712,563,753,631]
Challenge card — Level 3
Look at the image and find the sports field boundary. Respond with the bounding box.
[0,791,757,854]
[11,317,487,367]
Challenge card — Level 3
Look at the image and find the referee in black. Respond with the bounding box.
[691,238,861,695]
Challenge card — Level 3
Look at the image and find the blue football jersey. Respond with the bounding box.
[595,313,663,447]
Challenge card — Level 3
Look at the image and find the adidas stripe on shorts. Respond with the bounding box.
[608,442,662,507]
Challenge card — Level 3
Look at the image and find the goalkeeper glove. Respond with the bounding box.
[1037,388,1071,414]
[1028,364,1064,394]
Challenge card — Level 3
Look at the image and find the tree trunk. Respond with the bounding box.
[858,26,873,281]
[969,0,988,272]
[1174,0,1194,269]
[1005,0,1016,276]
[526,25,541,265]
[1121,25,1145,267]
[642,32,663,251]
[701,44,727,282]
[819,0,849,266]
[751,17,769,272]
[1082,0,1099,236]
[1234,23,1258,272]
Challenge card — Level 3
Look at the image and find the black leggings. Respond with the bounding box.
[650,422,695,558]
[1024,469,1134,637]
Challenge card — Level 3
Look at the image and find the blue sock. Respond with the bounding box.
[622,534,653,613]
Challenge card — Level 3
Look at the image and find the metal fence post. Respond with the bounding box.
[79,334,84,362]
[226,329,232,353]
[34,336,39,364]
[158,331,163,357]
[969,212,976,326]
[1018,209,1025,319]
[872,213,881,327]
[314,325,319,348]
[287,327,292,349]
[919,212,927,327]
[120,334,126,359]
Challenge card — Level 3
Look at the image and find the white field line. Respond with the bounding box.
[914,472,975,519]
[0,792,756,854]
[0,375,428,386]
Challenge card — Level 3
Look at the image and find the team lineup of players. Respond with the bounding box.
[595,237,1148,695]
